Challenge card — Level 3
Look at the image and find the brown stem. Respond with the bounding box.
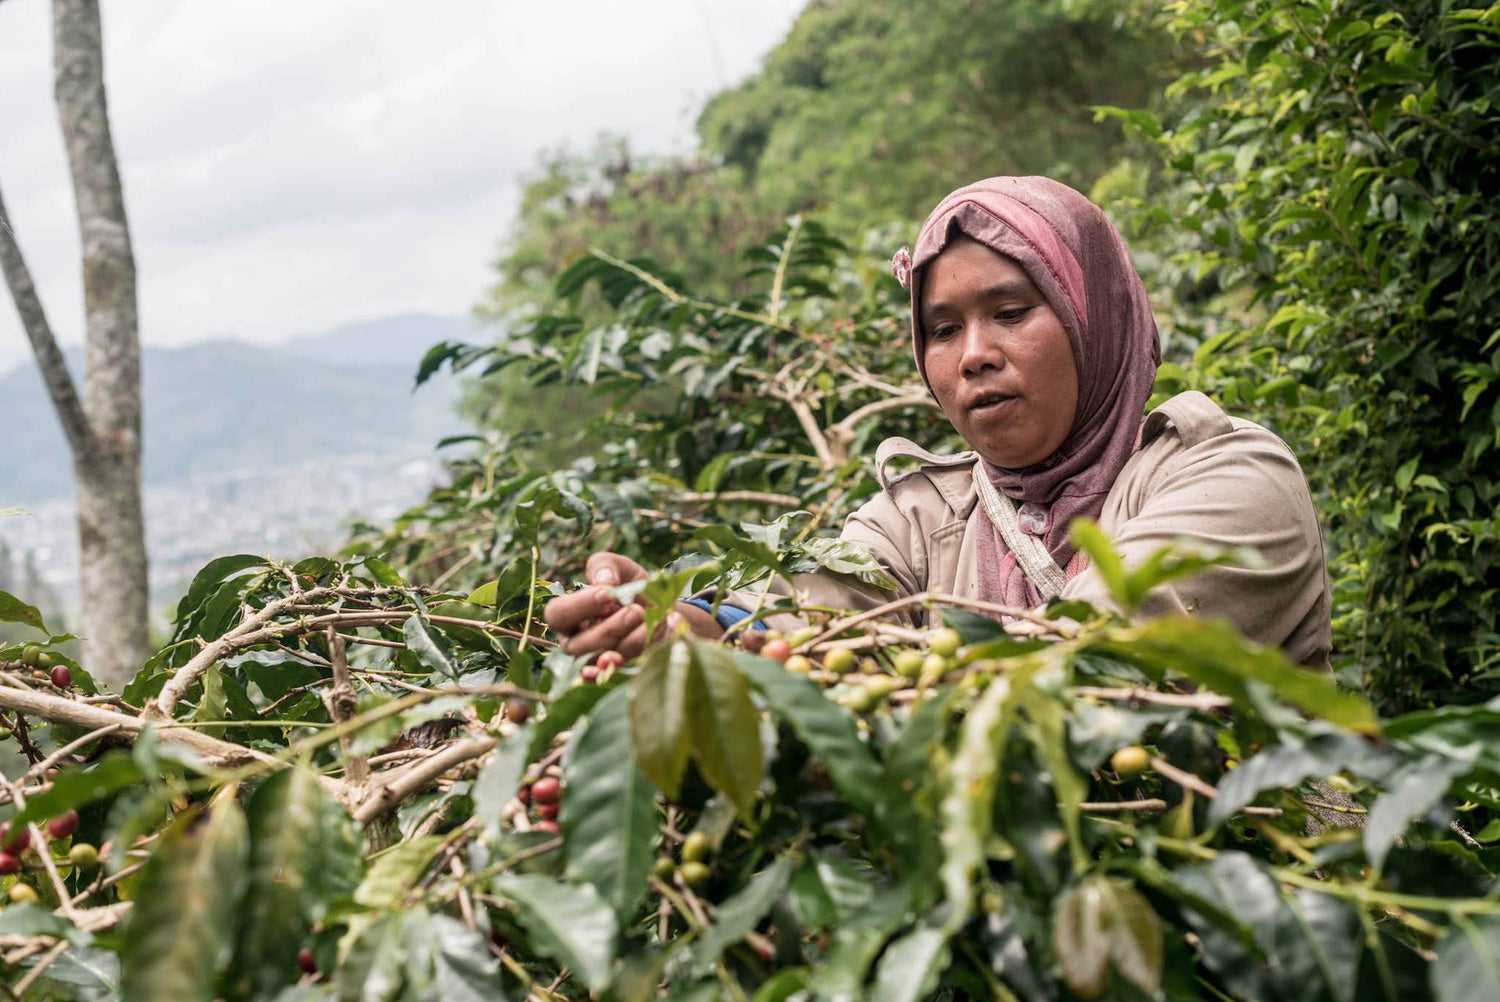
[353,736,497,824]
[324,628,368,787]
[0,682,279,770]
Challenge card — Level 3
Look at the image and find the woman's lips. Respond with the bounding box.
[969,394,1018,419]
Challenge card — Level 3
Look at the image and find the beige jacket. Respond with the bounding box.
[745,391,1332,669]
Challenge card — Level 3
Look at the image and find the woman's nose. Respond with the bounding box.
[958,321,1005,376]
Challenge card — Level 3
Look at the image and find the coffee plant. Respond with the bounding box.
[2,524,1500,1000]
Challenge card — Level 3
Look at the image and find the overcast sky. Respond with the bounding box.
[0,0,801,373]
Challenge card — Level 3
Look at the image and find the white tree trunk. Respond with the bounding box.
[55,0,149,687]
[0,0,149,686]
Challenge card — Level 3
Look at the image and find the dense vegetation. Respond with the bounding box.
[2,0,1499,998]
[1120,0,1500,710]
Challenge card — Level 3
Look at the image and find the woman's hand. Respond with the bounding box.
[542,552,649,657]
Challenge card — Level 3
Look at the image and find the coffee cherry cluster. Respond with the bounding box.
[8,646,73,690]
[518,773,562,833]
[653,830,714,891]
[0,811,98,898]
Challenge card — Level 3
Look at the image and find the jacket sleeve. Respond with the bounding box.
[1058,425,1331,666]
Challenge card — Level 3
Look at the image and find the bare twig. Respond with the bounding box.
[324,628,368,787]
[23,721,124,784]
[1072,685,1231,712]
[353,736,497,824]
[1080,798,1168,814]
[0,684,279,770]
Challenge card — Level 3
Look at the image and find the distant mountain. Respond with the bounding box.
[0,313,481,505]
[280,312,476,367]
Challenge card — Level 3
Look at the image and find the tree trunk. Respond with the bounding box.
[54,0,148,687]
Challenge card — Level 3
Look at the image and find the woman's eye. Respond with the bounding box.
[931,325,960,341]
[995,307,1031,324]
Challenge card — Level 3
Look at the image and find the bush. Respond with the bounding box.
[1123,0,1500,709]
[4,533,1500,1001]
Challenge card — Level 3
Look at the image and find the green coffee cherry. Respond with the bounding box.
[893,650,924,678]
[681,861,712,890]
[928,628,962,658]
[823,648,856,674]
[652,856,676,880]
[682,832,711,863]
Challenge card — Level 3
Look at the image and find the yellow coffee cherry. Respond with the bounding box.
[8,883,38,904]
[928,628,962,658]
[894,650,924,678]
[1111,745,1150,778]
[784,655,813,675]
[823,648,856,674]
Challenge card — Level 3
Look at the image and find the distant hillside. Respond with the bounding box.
[0,313,476,505]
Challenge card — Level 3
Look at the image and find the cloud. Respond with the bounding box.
[0,0,798,368]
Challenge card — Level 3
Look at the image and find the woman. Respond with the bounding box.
[544,177,1331,668]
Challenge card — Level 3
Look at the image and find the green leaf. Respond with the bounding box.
[869,926,951,1002]
[174,554,266,624]
[630,639,695,797]
[1394,457,1419,491]
[528,683,607,762]
[32,945,119,998]
[1365,756,1466,869]
[739,653,883,816]
[10,752,143,829]
[337,914,407,1002]
[403,614,458,681]
[0,902,87,942]
[691,855,795,976]
[402,911,506,1002]
[496,873,618,992]
[120,794,249,1002]
[687,642,765,820]
[233,766,361,999]
[467,580,499,606]
[354,836,443,911]
[1070,520,1128,607]
[564,686,659,920]
[1433,915,1500,1002]
[1051,877,1163,999]
[939,653,1042,927]
[0,589,47,633]
[474,726,531,842]
[1090,617,1379,734]
[791,536,899,591]
[1210,729,1384,825]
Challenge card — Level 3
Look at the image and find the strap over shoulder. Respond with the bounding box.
[875,436,977,490]
[1142,390,1235,450]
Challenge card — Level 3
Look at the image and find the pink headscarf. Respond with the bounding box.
[901,176,1161,607]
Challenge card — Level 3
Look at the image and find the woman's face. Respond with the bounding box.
[919,236,1079,469]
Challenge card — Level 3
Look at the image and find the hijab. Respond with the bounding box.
[897,176,1161,607]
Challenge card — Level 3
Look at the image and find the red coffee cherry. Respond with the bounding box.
[531,776,561,805]
[296,946,317,974]
[50,665,73,689]
[761,638,792,663]
[596,650,624,671]
[537,801,560,821]
[0,822,30,854]
[47,810,80,840]
[535,819,560,834]
[0,852,19,875]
